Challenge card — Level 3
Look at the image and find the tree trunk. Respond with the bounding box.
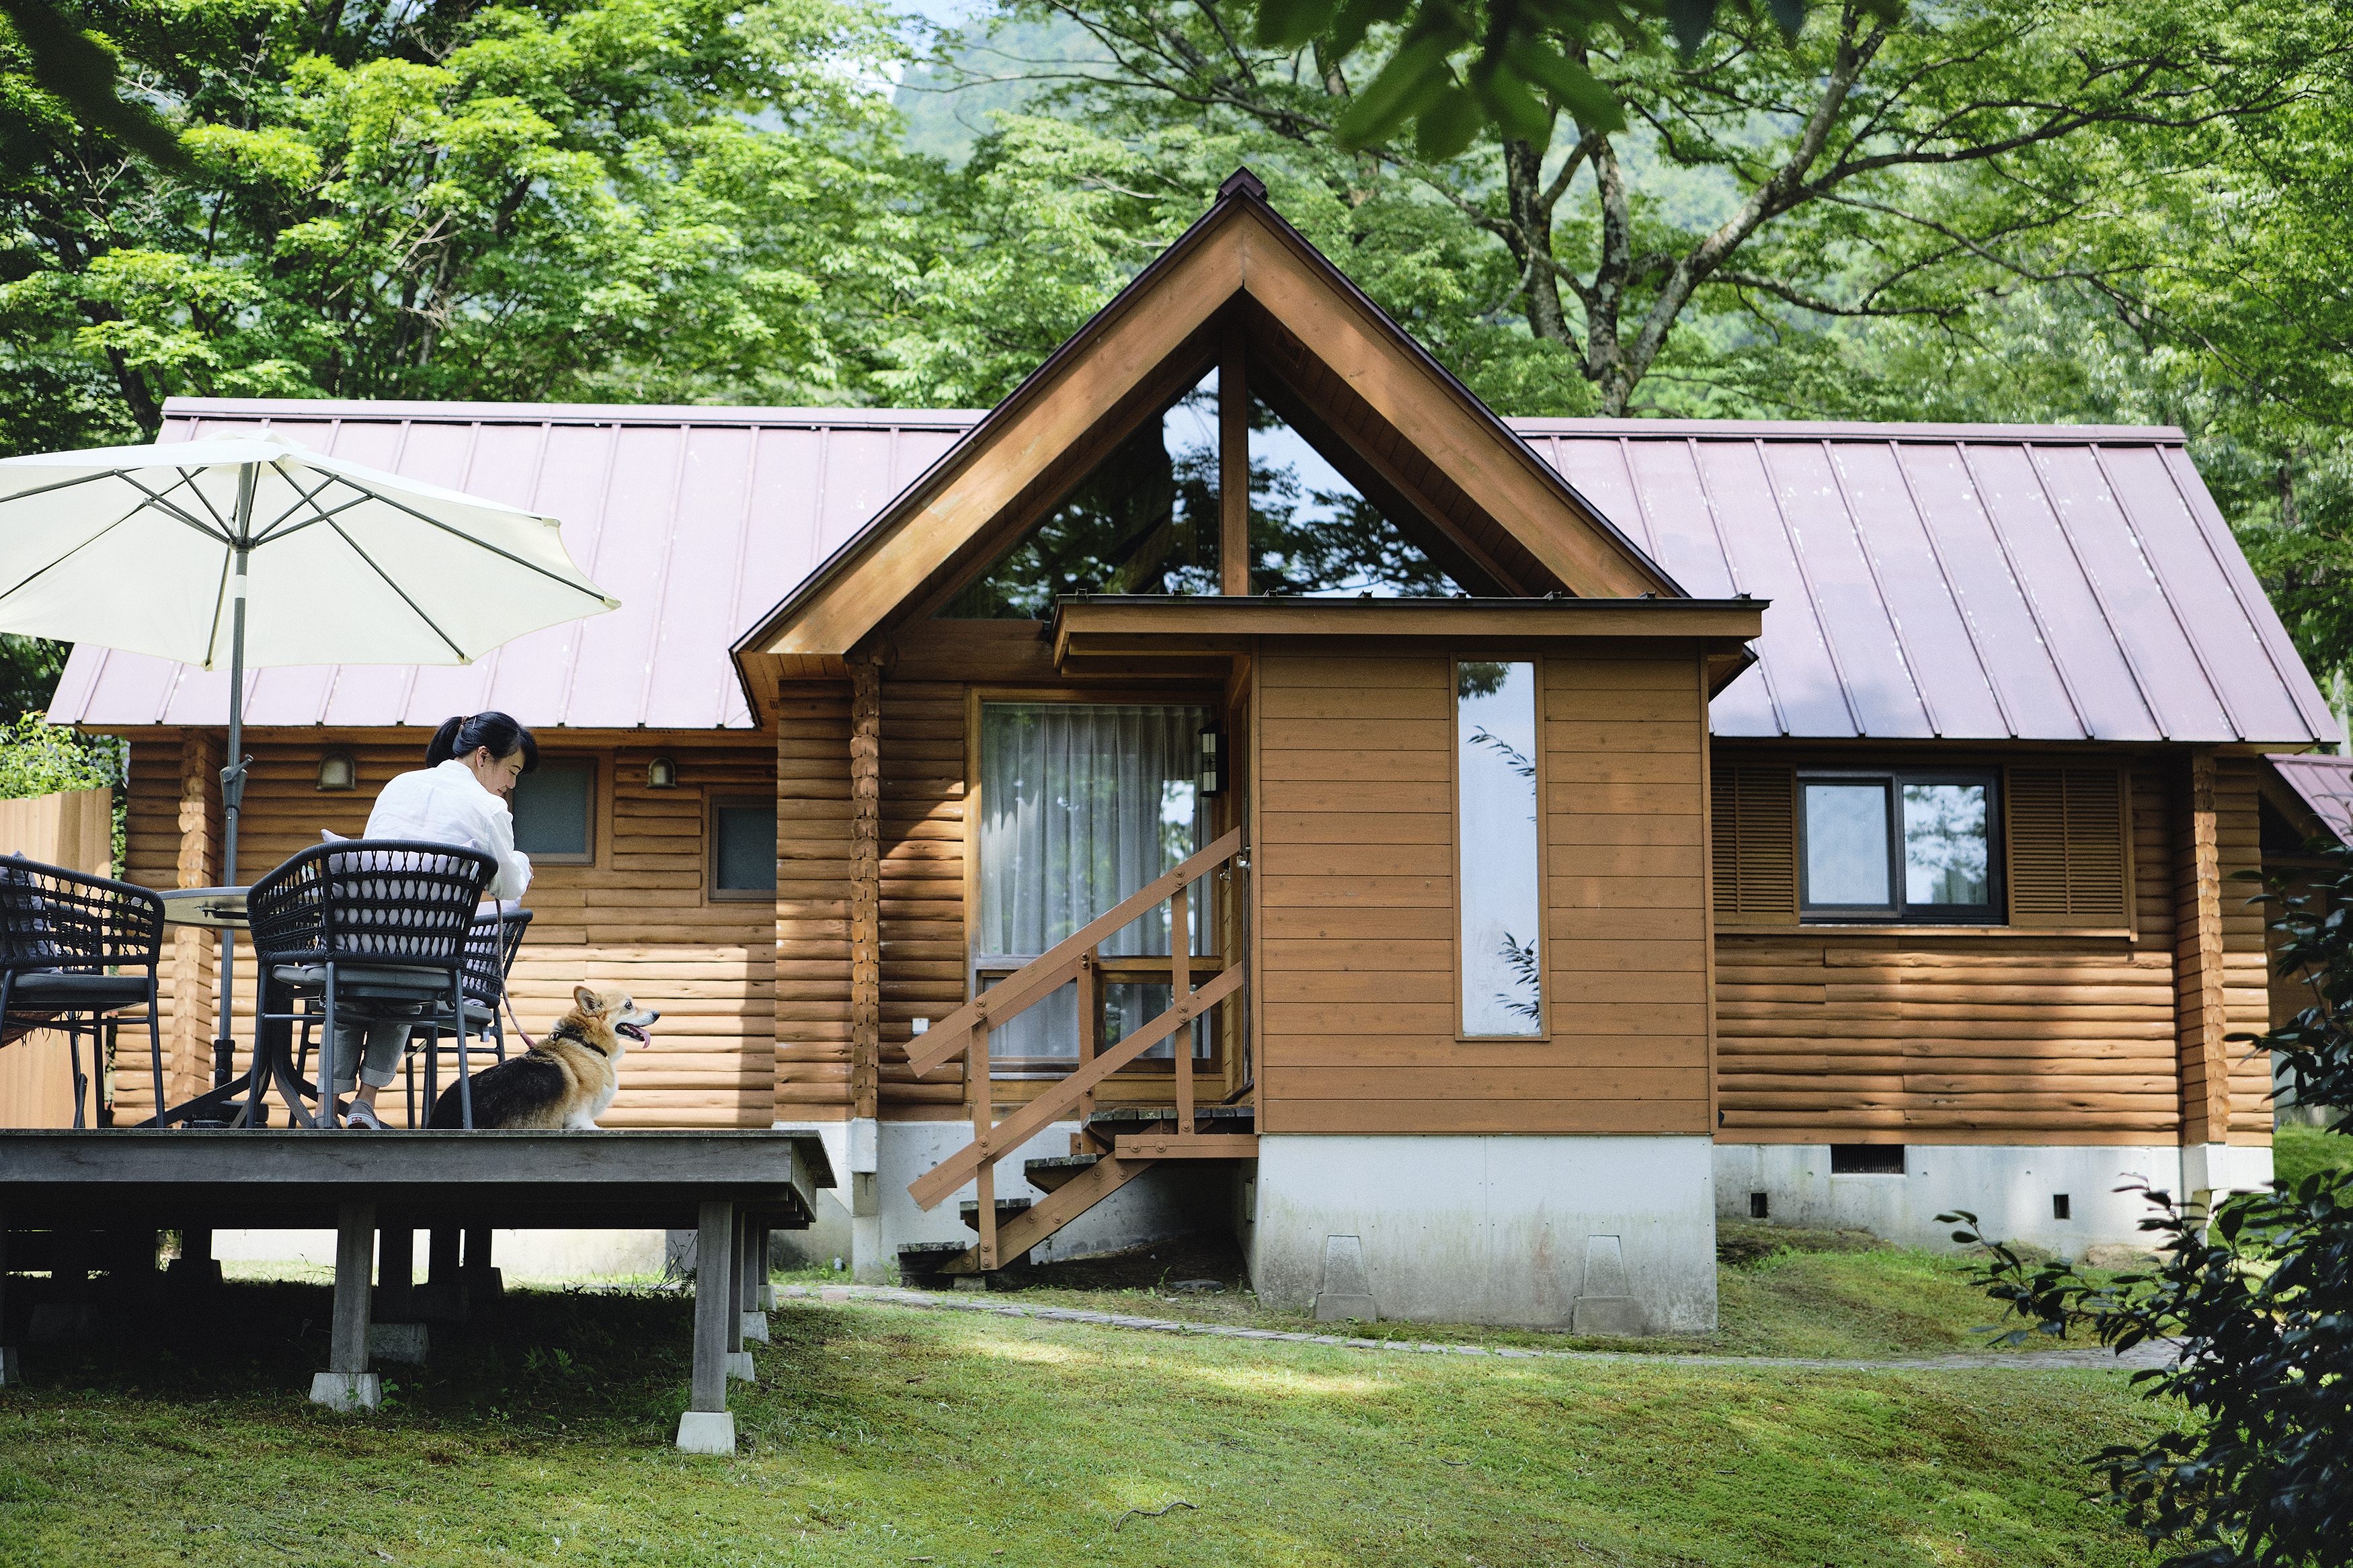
[1501,138,1570,347]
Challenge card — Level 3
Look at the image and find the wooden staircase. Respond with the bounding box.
[899,832,1256,1278]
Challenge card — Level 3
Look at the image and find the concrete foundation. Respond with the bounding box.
[725,1351,754,1381]
[676,1411,735,1454]
[367,1323,429,1364]
[309,1372,380,1411]
[1250,1135,1718,1333]
[1712,1143,2275,1253]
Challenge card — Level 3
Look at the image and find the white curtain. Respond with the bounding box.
[979,703,1207,1066]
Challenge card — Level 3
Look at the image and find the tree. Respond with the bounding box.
[0,0,916,449]
[1943,843,2353,1567]
[938,0,2345,415]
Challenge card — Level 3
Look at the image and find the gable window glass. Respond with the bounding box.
[978,702,1212,1074]
[511,759,594,864]
[1458,659,1542,1036]
[711,797,776,901]
[1799,770,1999,921]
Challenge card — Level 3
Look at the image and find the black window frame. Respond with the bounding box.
[709,794,777,903]
[510,756,598,866]
[1796,768,2003,924]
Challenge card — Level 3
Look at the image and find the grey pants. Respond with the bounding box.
[329,1002,424,1093]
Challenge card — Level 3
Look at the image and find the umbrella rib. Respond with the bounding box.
[332,479,610,604]
[253,487,373,544]
[114,472,235,544]
[0,486,221,608]
[247,468,342,541]
[323,518,472,662]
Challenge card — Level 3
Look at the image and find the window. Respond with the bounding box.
[1246,392,1492,597]
[711,796,776,901]
[1798,770,1999,922]
[510,759,595,864]
[977,702,1213,1074]
[945,372,1222,617]
[1458,659,1542,1036]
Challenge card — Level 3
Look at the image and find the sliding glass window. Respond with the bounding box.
[1457,659,1542,1036]
[1798,770,2000,922]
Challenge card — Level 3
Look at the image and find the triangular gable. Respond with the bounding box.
[733,170,1684,676]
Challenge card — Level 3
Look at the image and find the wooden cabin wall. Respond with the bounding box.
[1714,751,2272,1148]
[878,679,966,1118]
[108,728,775,1129]
[1251,636,1712,1135]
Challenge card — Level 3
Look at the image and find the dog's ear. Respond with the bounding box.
[573,984,600,1014]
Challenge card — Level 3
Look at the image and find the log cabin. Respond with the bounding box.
[50,171,2343,1331]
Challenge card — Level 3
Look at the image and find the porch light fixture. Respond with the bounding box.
[316,747,356,792]
[646,756,678,789]
[1197,729,1228,796]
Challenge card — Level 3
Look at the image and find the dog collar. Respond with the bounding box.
[548,1019,610,1058]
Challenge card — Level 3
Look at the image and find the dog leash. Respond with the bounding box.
[504,994,536,1050]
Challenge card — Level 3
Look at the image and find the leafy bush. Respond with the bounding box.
[0,712,128,871]
[1942,835,2353,1567]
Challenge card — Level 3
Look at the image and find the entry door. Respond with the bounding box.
[975,701,1213,1077]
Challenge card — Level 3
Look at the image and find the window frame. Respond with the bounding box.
[1451,653,1549,1041]
[708,793,777,903]
[510,755,598,866]
[1796,767,2003,924]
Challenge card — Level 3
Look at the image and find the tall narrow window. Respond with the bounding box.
[1458,660,1541,1036]
[978,702,1211,1073]
[710,796,777,901]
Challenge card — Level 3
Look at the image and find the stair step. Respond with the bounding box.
[1025,1154,1098,1194]
[1086,1104,1254,1135]
[957,1197,1033,1233]
[895,1241,968,1286]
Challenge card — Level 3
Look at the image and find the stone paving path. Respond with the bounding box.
[777,1282,2178,1373]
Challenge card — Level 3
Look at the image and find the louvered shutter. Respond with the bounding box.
[2003,766,2128,927]
[1712,763,1796,922]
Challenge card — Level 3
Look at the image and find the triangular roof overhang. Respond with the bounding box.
[731,172,1689,705]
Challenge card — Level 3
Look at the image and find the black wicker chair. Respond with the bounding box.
[0,855,166,1128]
[247,839,495,1129]
[407,907,532,1126]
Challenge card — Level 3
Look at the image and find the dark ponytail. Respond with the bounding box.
[427,712,539,774]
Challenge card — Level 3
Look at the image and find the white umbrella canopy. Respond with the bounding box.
[0,431,617,668]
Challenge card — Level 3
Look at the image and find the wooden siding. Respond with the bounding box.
[1254,638,1712,1134]
[108,729,775,1129]
[1716,755,2273,1147]
[879,680,967,1113]
[775,684,854,1119]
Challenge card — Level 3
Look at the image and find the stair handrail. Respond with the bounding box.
[902,827,1244,1077]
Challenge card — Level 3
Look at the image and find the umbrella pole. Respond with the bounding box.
[214,466,254,1106]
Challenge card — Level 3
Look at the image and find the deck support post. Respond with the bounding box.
[461,1225,501,1301]
[678,1198,737,1454]
[420,1225,465,1320]
[310,1200,379,1411]
[0,1206,16,1385]
[725,1209,754,1379]
[739,1218,768,1343]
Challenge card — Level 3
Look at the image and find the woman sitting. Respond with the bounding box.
[331,711,536,1130]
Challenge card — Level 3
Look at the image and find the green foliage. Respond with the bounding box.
[0,711,120,800]
[1942,836,2353,1567]
[0,0,919,444]
[0,0,186,165]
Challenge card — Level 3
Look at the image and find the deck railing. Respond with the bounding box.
[903,827,1246,1270]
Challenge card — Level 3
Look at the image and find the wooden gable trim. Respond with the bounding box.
[733,176,1684,669]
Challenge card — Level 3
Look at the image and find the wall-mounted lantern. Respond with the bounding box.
[646,756,678,789]
[1197,729,1228,796]
[317,747,357,791]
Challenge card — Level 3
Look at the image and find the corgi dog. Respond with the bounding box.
[427,985,656,1130]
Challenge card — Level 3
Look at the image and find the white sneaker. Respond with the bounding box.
[346,1101,390,1131]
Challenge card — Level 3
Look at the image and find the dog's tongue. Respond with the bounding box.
[616,1022,647,1042]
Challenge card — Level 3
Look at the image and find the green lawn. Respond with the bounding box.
[0,1278,2181,1567]
[816,1222,2112,1359]
[2273,1121,2353,1190]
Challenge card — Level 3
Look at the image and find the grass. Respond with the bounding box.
[0,1273,2183,1567]
[832,1223,2110,1360]
[2272,1121,2353,1191]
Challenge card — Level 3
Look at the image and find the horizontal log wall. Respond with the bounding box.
[1716,755,2272,1147]
[1254,638,1712,1135]
[879,680,966,1114]
[108,729,775,1129]
[774,685,853,1120]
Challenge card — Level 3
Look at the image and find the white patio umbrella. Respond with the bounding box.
[0,430,617,1114]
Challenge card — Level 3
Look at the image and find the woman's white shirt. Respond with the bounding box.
[364,758,533,900]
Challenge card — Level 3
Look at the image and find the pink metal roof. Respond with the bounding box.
[50,401,2340,745]
[1522,419,2340,745]
[50,400,974,731]
[2268,754,2353,843]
